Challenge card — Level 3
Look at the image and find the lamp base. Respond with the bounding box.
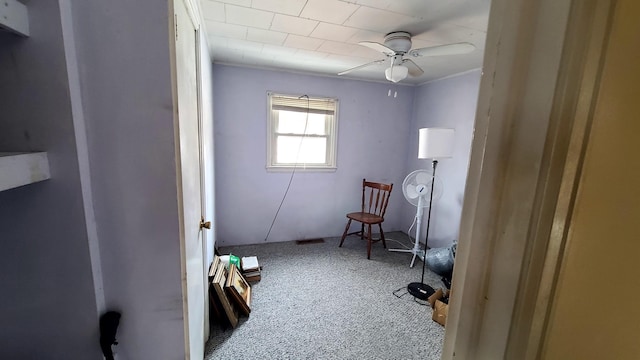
[407,282,435,300]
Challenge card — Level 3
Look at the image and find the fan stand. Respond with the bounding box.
[388,195,426,268]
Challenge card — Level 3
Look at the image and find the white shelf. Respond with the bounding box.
[0,0,29,36]
[0,152,50,192]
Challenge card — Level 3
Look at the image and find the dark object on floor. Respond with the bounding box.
[99,311,121,360]
[339,179,393,259]
[295,238,324,244]
[407,281,435,300]
[441,275,452,290]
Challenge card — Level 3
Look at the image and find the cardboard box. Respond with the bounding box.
[428,288,450,327]
[432,299,449,326]
[427,288,444,308]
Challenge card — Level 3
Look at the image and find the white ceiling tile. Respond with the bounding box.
[346,29,386,44]
[283,34,324,51]
[208,36,229,47]
[317,40,364,57]
[251,0,307,16]
[270,14,319,36]
[310,23,358,42]
[294,49,329,60]
[204,0,488,84]
[299,0,359,24]
[261,44,299,57]
[343,6,419,33]
[446,12,490,31]
[387,0,490,25]
[340,0,393,10]
[320,40,382,60]
[227,39,264,53]
[205,21,247,39]
[225,4,274,29]
[414,23,486,46]
[215,0,251,6]
[201,1,225,22]
[384,0,456,18]
[247,28,287,45]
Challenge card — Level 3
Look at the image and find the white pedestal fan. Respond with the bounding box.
[389,169,443,267]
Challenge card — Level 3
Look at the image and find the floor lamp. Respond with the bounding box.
[407,127,455,301]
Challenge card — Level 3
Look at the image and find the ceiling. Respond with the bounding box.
[199,0,491,85]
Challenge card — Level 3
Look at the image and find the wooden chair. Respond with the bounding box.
[339,179,393,259]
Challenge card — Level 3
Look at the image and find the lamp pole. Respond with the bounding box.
[407,159,438,300]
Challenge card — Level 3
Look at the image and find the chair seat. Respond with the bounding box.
[346,212,384,224]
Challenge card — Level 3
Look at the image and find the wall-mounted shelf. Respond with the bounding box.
[0,0,29,36]
[0,152,50,192]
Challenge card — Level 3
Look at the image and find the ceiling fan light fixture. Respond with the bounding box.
[385,64,408,83]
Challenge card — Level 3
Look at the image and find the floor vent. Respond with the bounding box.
[295,238,325,245]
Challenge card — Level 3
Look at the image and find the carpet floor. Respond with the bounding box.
[205,232,447,360]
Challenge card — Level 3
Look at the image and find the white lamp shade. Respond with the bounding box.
[385,65,408,83]
[418,128,455,159]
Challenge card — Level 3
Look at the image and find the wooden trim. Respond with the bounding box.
[441,0,613,358]
[505,1,616,359]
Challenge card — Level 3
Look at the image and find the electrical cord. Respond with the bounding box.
[390,216,429,300]
[264,95,310,242]
[381,216,418,249]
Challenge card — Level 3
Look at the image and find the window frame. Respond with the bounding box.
[266,92,339,171]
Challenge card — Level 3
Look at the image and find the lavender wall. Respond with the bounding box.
[213,65,414,246]
[403,70,482,248]
[70,0,185,358]
[0,1,100,358]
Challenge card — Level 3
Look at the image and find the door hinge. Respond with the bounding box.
[174,14,178,41]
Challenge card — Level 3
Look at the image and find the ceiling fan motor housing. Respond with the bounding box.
[384,31,413,54]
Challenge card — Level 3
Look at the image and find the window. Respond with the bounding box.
[267,92,338,170]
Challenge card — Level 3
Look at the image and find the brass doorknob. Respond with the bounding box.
[199,218,211,230]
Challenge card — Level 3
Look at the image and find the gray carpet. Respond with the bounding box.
[205,232,446,360]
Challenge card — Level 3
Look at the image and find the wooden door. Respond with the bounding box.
[172,0,206,358]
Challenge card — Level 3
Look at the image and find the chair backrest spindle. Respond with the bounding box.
[361,179,393,218]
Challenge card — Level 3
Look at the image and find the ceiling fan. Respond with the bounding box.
[338,31,476,83]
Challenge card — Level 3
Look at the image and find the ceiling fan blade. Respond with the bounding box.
[358,41,396,56]
[402,59,424,77]
[408,42,476,58]
[337,59,386,76]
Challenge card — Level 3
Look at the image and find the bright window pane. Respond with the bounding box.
[276,136,327,164]
[277,111,327,135]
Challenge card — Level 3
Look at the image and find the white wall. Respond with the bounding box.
[403,70,482,248]
[213,64,414,246]
[0,1,100,358]
[69,0,185,358]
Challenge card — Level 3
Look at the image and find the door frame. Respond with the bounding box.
[443,0,615,358]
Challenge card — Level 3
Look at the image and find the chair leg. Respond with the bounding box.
[339,219,352,247]
[379,224,387,248]
[367,224,373,259]
[360,223,365,239]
